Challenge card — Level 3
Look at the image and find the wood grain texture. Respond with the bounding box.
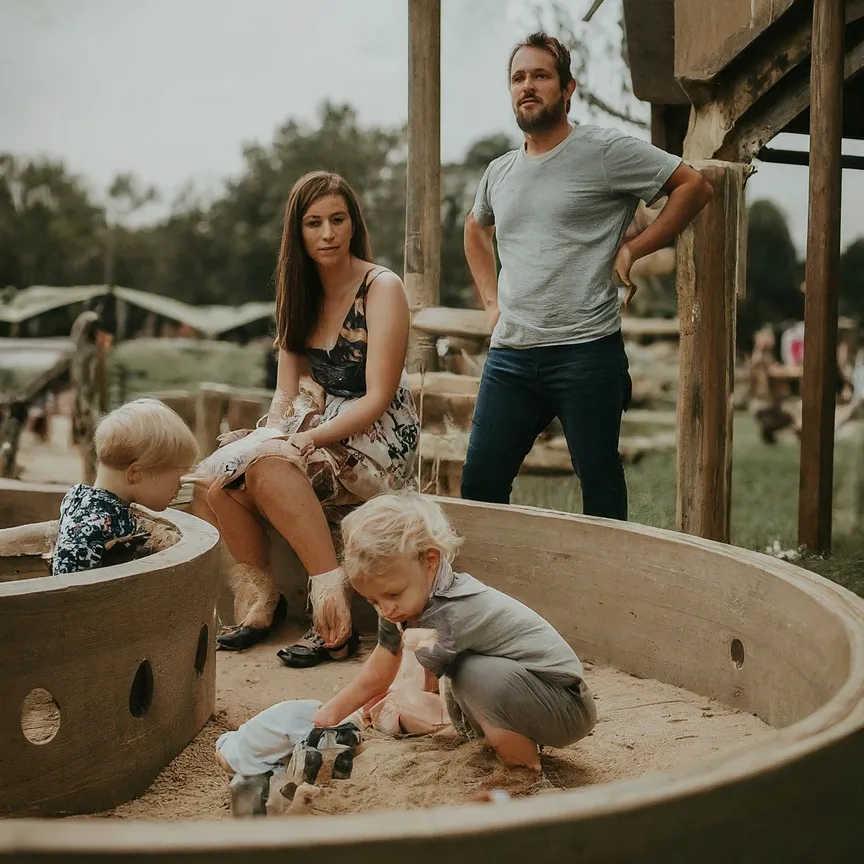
[675,162,746,543]
[674,0,797,82]
[798,0,845,553]
[404,0,441,374]
[3,499,864,859]
[0,503,221,818]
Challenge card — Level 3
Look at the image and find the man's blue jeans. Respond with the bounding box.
[461,330,632,519]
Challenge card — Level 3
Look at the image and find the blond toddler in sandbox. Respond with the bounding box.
[51,398,198,575]
[312,492,597,775]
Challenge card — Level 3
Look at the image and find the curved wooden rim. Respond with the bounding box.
[0,508,220,598]
[2,501,863,851]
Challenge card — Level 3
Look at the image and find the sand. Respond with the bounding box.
[12,424,775,820]
[77,629,774,821]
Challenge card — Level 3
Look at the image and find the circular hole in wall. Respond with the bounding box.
[195,624,209,675]
[21,688,61,745]
[129,660,154,717]
[730,638,745,669]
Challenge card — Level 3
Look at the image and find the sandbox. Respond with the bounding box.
[2,494,864,861]
[0,479,222,818]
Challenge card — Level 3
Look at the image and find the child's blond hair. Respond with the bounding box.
[340,492,463,583]
[94,398,198,471]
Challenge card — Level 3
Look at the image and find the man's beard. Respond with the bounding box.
[515,94,567,133]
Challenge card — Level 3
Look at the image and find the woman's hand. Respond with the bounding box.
[287,430,316,456]
[309,569,352,648]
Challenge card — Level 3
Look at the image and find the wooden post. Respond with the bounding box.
[676,161,747,543]
[797,0,845,554]
[404,0,441,374]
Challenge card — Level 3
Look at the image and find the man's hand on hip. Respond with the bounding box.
[484,300,500,332]
[613,244,637,308]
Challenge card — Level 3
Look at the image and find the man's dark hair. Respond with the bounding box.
[508,32,575,96]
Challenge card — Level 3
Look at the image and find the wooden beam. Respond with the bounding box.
[676,161,747,543]
[404,0,441,374]
[798,0,845,554]
[757,147,864,171]
[715,30,864,162]
[683,7,864,161]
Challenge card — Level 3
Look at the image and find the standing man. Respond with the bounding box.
[462,32,713,519]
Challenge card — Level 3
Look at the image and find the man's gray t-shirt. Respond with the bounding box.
[472,124,681,349]
[377,560,585,687]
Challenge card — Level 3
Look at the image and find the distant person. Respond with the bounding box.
[462,32,713,519]
[192,171,420,665]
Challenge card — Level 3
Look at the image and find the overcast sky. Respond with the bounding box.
[1,0,862,254]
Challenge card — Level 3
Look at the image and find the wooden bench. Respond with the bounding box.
[420,429,677,497]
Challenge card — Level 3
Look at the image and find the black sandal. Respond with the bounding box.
[216,594,287,651]
[276,628,360,668]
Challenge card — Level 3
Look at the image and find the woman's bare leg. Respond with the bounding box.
[189,482,219,528]
[207,482,280,630]
[245,457,351,649]
[207,483,271,573]
[245,458,339,575]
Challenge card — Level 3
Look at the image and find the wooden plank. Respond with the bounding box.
[676,161,747,543]
[404,0,441,374]
[412,306,680,342]
[683,4,864,161]
[675,0,797,83]
[622,0,688,105]
[420,430,675,479]
[406,371,480,396]
[715,33,864,162]
[798,0,845,554]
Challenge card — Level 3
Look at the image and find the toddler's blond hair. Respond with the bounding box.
[340,492,463,583]
[94,398,198,471]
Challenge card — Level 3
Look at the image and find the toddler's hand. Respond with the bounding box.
[311,705,340,727]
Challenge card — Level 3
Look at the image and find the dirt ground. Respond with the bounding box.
[15,420,774,820]
[76,630,773,821]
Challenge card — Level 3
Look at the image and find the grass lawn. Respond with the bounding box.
[512,414,864,598]
[100,338,864,598]
[108,338,269,399]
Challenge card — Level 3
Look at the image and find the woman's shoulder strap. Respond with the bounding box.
[362,265,394,293]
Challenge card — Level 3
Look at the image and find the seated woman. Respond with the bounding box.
[192,170,419,667]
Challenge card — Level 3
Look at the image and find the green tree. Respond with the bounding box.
[0,155,105,288]
[738,199,803,351]
[104,172,158,286]
[202,102,406,303]
[839,238,864,321]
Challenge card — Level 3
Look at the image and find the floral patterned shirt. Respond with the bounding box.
[52,484,137,576]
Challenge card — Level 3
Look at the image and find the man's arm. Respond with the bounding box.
[614,163,713,302]
[464,212,500,330]
[626,164,713,261]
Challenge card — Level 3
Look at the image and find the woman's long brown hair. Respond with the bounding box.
[274,171,373,352]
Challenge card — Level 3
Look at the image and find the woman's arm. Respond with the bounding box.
[265,347,303,428]
[305,272,410,448]
[312,643,402,726]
